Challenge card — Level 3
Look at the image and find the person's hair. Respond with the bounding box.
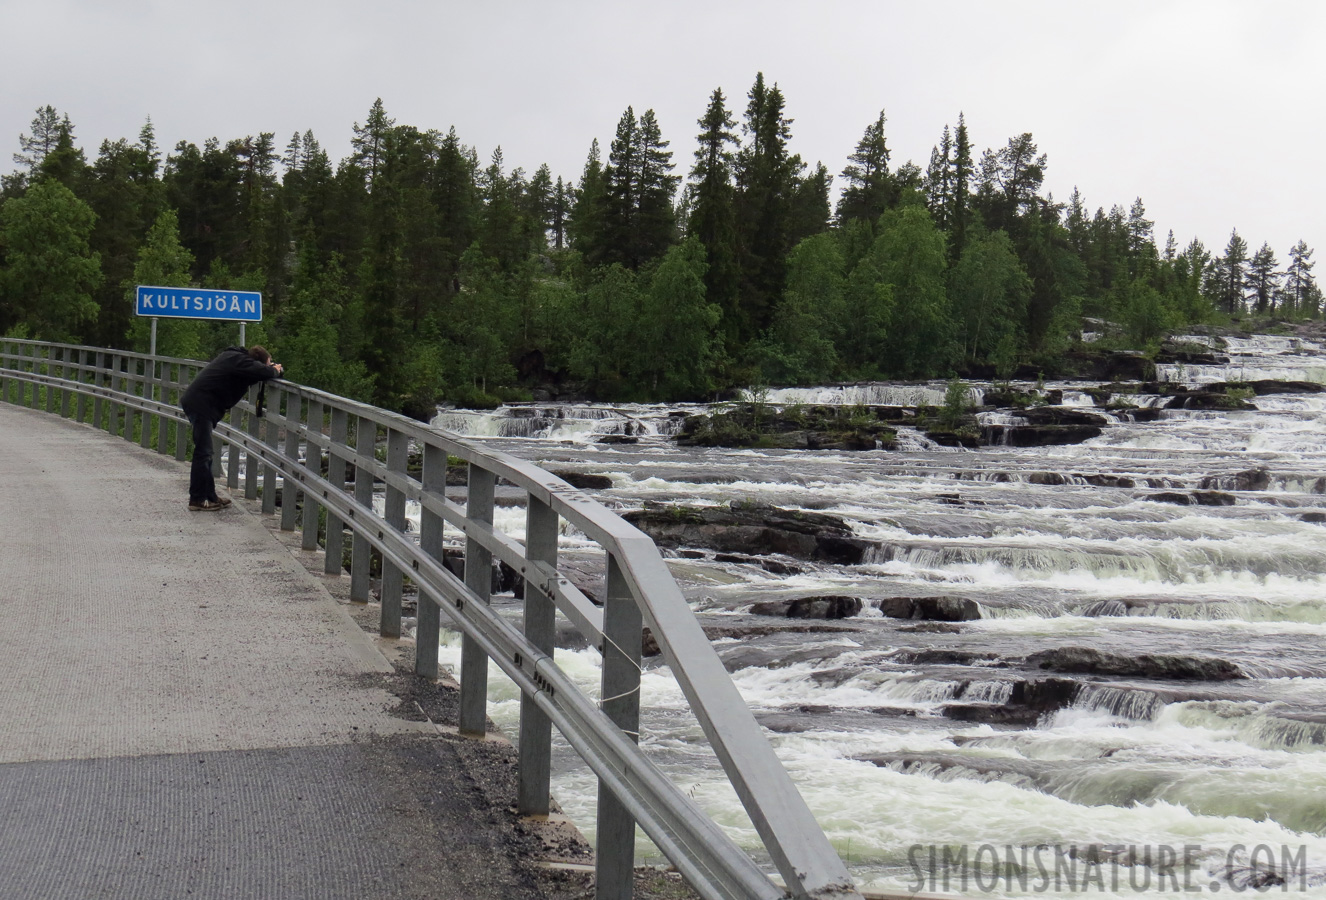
[248,345,271,364]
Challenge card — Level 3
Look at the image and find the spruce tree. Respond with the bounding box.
[431,126,479,294]
[948,113,974,260]
[351,98,395,189]
[925,124,953,230]
[836,110,895,225]
[733,73,800,343]
[599,107,639,267]
[598,107,678,268]
[1246,242,1280,314]
[633,109,679,264]
[568,139,606,263]
[688,87,741,345]
[1283,240,1318,316]
[1212,230,1249,314]
[788,161,832,245]
[13,105,64,173]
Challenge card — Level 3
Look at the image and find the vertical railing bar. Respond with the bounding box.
[324,408,349,576]
[140,355,154,449]
[58,348,72,418]
[518,496,559,817]
[280,392,302,532]
[43,346,54,413]
[379,428,408,637]
[75,349,89,424]
[156,356,169,453]
[93,352,106,432]
[301,399,323,551]
[176,366,190,463]
[350,416,375,604]
[459,465,496,736]
[26,345,37,409]
[595,553,644,900]
[416,442,446,680]
[244,385,261,500]
[261,389,280,514]
[108,354,121,435]
[123,356,138,443]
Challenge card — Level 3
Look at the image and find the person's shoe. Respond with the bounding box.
[213,496,233,508]
[188,500,225,511]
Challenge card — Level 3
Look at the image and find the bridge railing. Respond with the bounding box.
[0,338,862,900]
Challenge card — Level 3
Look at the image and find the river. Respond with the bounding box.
[418,333,1326,897]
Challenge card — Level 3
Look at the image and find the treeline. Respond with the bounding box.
[0,78,1320,415]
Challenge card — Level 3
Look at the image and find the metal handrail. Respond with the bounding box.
[0,338,863,900]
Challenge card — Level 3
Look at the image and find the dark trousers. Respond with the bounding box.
[186,411,218,503]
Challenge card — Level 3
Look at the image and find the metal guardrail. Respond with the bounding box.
[0,339,863,900]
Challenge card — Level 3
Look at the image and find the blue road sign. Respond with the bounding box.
[135,285,262,322]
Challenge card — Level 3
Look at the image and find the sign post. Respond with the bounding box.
[135,285,263,351]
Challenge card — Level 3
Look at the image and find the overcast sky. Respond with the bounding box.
[3,0,1323,262]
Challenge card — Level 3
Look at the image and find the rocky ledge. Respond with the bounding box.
[623,501,872,564]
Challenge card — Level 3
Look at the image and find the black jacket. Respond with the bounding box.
[181,347,281,423]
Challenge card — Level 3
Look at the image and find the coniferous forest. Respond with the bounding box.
[1,77,1321,418]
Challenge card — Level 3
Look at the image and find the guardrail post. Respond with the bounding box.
[92,352,106,431]
[415,443,446,679]
[350,416,375,603]
[518,496,559,817]
[596,553,644,900]
[140,356,155,449]
[243,388,260,499]
[379,427,408,638]
[106,354,120,434]
[280,392,303,532]
[123,357,139,443]
[324,408,349,575]
[459,465,495,737]
[58,348,72,418]
[117,355,131,438]
[175,366,190,462]
[74,350,88,424]
[224,404,240,487]
[301,400,323,551]
[156,358,170,453]
[25,345,37,408]
[261,391,280,514]
[42,346,56,414]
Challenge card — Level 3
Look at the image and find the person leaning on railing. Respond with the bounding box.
[180,346,283,511]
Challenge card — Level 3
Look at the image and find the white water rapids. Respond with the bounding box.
[415,333,1326,896]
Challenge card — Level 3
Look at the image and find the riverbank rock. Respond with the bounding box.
[1142,490,1237,506]
[1055,349,1156,381]
[980,406,1108,447]
[749,596,864,619]
[938,678,1083,725]
[1163,391,1257,410]
[980,387,1064,408]
[676,403,898,451]
[1199,467,1271,492]
[1209,380,1325,395]
[1025,646,1245,681]
[747,594,983,621]
[551,470,614,490]
[640,622,856,657]
[623,501,872,564]
[1155,340,1228,365]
